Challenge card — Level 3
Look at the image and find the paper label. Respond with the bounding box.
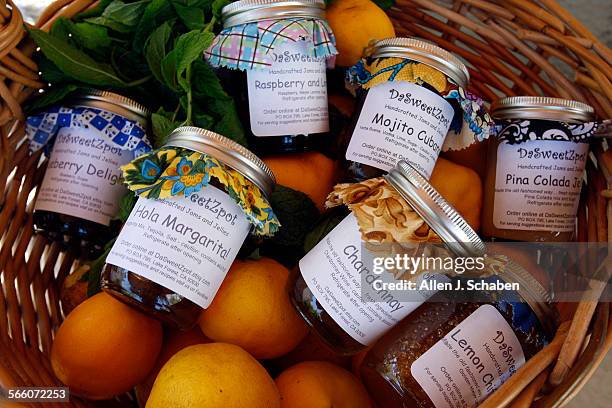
[493,140,588,232]
[106,186,250,308]
[345,81,454,178]
[298,214,427,345]
[34,126,131,225]
[246,40,329,137]
[411,304,526,408]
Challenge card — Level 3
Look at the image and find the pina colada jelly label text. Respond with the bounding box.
[411,304,526,408]
[299,214,426,345]
[106,186,250,308]
[34,126,131,226]
[246,41,329,137]
[346,81,454,178]
[494,140,588,232]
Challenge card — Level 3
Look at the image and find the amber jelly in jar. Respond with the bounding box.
[291,160,485,355]
[482,96,596,242]
[206,0,336,154]
[31,91,150,259]
[101,126,276,328]
[359,260,557,408]
[340,38,470,181]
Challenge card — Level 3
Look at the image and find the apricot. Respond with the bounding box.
[263,151,338,212]
[51,292,162,400]
[199,258,308,359]
[430,157,483,230]
[276,361,372,408]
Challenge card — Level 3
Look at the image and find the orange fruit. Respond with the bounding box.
[146,343,280,408]
[136,327,209,405]
[327,0,396,67]
[199,258,308,359]
[430,157,483,230]
[51,292,162,400]
[441,139,489,178]
[263,151,337,211]
[276,361,372,408]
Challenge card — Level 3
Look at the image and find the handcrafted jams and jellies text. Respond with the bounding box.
[346,81,454,177]
[247,41,329,137]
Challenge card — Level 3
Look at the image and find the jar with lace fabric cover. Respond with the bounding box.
[360,260,557,408]
[341,38,492,182]
[205,0,337,154]
[482,97,601,242]
[27,90,152,260]
[101,126,279,329]
[291,160,486,354]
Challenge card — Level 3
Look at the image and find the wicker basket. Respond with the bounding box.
[0,0,610,407]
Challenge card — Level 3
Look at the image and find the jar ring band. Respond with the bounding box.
[347,57,493,151]
[26,106,152,159]
[205,17,337,71]
[121,146,280,236]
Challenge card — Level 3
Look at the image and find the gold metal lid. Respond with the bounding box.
[492,96,595,123]
[71,90,150,126]
[165,126,275,197]
[366,37,470,88]
[385,160,485,258]
[222,0,325,27]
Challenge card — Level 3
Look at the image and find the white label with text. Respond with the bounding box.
[34,126,131,225]
[106,187,250,308]
[494,140,588,231]
[411,304,525,408]
[246,40,329,137]
[346,81,453,178]
[299,214,427,345]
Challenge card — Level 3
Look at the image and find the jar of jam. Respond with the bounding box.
[205,0,337,154]
[29,90,151,259]
[360,260,557,408]
[340,38,470,181]
[482,96,596,242]
[101,126,278,328]
[291,160,485,354]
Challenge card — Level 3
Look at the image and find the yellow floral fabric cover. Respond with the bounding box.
[121,146,280,236]
[347,57,493,151]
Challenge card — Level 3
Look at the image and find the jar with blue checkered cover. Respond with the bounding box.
[26,90,151,259]
[205,0,338,154]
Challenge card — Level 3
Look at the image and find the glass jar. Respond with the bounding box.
[291,160,485,354]
[31,91,150,259]
[206,0,336,154]
[101,126,276,329]
[482,97,596,242]
[359,261,557,408]
[339,38,469,182]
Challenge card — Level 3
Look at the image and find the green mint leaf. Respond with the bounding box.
[193,112,214,129]
[86,0,149,33]
[192,59,227,100]
[173,30,214,77]
[145,21,173,83]
[172,2,206,30]
[212,101,247,146]
[87,239,115,297]
[51,18,112,52]
[26,85,79,113]
[151,109,181,147]
[303,210,345,253]
[29,28,127,87]
[373,0,395,9]
[75,0,114,19]
[268,185,320,248]
[113,192,138,223]
[160,50,179,91]
[212,0,232,19]
[133,0,176,51]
